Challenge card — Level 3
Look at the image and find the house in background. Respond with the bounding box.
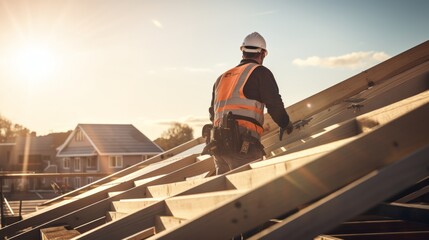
[56,124,163,190]
[0,132,69,192]
[0,142,16,192]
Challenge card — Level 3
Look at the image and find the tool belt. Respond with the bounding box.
[201,112,265,156]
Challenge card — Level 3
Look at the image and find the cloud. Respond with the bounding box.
[292,51,391,69]
[152,19,163,28]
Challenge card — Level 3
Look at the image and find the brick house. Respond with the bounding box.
[56,124,163,190]
[0,133,68,192]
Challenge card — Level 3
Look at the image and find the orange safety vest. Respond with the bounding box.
[213,63,265,139]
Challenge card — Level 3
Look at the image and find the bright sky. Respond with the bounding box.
[0,0,428,140]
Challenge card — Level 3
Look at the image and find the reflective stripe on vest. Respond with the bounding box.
[214,63,265,138]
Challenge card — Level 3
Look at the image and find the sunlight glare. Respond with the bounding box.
[11,43,58,82]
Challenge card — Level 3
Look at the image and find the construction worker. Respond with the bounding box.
[206,32,293,175]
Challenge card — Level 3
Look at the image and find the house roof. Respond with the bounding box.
[15,135,55,156]
[57,124,163,157]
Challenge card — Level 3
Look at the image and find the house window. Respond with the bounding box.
[63,158,70,169]
[74,177,81,188]
[75,129,84,142]
[63,177,69,188]
[87,157,98,169]
[87,177,94,185]
[74,158,81,171]
[109,156,123,168]
[2,179,9,188]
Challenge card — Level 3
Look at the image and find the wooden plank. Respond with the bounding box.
[111,198,165,213]
[42,137,205,206]
[370,202,429,224]
[277,119,360,156]
[134,174,167,187]
[395,185,429,203]
[178,138,356,194]
[76,202,166,240]
[40,226,80,240]
[227,138,356,191]
[165,190,247,219]
[73,216,106,233]
[122,227,156,240]
[179,139,347,196]
[251,137,356,170]
[106,211,128,222]
[146,177,216,198]
[5,156,214,240]
[0,154,200,240]
[250,147,429,240]
[329,231,429,240]
[315,235,343,240]
[357,90,429,132]
[107,191,124,198]
[263,62,429,155]
[267,88,429,157]
[151,103,429,240]
[327,220,429,234]
[155,216,187,232]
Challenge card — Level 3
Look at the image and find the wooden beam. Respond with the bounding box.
[0,154,200,239]
[106,211,128,222]
[327,220,429,234]
[357,90,429,132]
[111,198,165,213]
[40,226,80,240]
[165,190,247,219]
[267,88,429,158]
[122,227,156,240]
[370,202,429,224]
[152,103,429,240]
[42,137,205,206]
[395,185,429,203]
[250,147,429,240]
[73,158,220,240]
[315,235,343,240]
[146,177,216,198]
[155,216,187,232]
[328,231,429,240]
[251,137,356,170]
[5,156,214,240]
[76,202,166,240]
[263,62,429,155]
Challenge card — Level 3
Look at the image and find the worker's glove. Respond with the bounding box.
[279,121,294,141]
[202,124,213,144]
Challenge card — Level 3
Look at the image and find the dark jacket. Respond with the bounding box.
[209,59,291,129]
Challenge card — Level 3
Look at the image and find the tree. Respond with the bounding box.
[0,115,30,142]
[154,122,194,151]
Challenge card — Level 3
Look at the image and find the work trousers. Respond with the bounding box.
[213,145,264,175]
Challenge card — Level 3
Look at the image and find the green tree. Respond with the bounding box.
[154,122,194,151]
[0,115,30,142]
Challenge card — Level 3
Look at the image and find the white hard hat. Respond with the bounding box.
[240,32,268,55]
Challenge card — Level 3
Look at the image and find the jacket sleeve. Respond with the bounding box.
[209,84,215,123]
[247,66,291,128]
[209,76,221,123]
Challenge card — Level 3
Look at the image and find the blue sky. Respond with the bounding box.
[0,0,428,140]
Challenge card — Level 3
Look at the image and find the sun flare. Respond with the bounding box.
[11,43,58,82]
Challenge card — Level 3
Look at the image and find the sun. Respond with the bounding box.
[11,43,58,82]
